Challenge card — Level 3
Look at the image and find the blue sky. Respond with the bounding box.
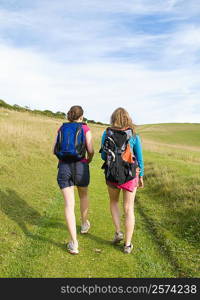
[0,0,200,124]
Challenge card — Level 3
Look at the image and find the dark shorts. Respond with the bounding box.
[57,161,90,189]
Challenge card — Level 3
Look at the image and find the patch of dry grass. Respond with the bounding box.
[142,140,200,164]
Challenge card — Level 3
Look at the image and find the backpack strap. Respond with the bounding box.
[106,127,133,138]
[124,128,133,141]
[102,128,116,161]
[106,127,114,137]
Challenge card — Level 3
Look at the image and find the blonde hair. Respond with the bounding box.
[110,107,136,133]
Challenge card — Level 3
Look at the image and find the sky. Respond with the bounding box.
[0,0,200,124]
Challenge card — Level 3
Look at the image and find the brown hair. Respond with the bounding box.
[67,105,84,122]
[110,107,136,133]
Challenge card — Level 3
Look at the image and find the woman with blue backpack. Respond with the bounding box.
[54,106,94,254]
[100,107,144,254]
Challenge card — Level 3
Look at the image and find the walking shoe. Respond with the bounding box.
[123,243,133,254]
[81,220,90,234]
[112,231,124,244]
[67,241,79,255]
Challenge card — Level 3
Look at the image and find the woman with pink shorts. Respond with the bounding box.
[100,107,144,254]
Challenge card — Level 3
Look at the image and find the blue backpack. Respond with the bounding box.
[54,122,86,162]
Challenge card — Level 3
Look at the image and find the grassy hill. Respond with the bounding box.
[139,123,200,147]
[0,108,199,277]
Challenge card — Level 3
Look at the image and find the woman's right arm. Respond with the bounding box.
[52,135,57,154]
[53,127,61,155]
[85,130,94,163]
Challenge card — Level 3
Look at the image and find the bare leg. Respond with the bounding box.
[77,186,89,225]
[61,186,78,248]
[108,185,121,233]
[123,188,137,246]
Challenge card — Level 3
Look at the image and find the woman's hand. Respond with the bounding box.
[138,176,144,188]
[86,157,93,164]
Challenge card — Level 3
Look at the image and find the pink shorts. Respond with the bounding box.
[107,176,139,192]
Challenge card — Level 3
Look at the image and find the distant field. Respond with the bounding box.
[139,123,200,147]
[0,108,199,277]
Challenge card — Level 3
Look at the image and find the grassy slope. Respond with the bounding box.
[0,109,199,277]
[139,123,200,147]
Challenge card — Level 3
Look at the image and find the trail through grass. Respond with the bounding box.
[0,109,199,277]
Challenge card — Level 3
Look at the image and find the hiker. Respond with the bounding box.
[100,107,144,254]
[53,105,94,254]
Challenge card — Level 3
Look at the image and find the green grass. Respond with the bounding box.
[138,123,200,147]
[0,108,199,277]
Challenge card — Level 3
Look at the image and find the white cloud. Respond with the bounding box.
[161,24,200,68]
[171,25,200,50]
[41,0,200,15]
[0,42,200,124]
[0,0,200,124]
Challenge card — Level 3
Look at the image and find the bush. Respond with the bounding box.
[0,99,107,124]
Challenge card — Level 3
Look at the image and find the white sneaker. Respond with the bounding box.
[112,231,124,244]
[81,220,90,234]
[67,241,79,255]
[123,243,133,254]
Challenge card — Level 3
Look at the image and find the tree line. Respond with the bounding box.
[0,99,107,125]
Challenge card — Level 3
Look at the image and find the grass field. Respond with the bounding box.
[0,108,199,278]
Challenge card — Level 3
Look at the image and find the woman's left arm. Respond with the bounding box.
[85,130,95,163]
[133,135,144,188]
[100,131,107,161]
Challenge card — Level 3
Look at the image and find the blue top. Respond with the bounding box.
[101,130,144,177]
